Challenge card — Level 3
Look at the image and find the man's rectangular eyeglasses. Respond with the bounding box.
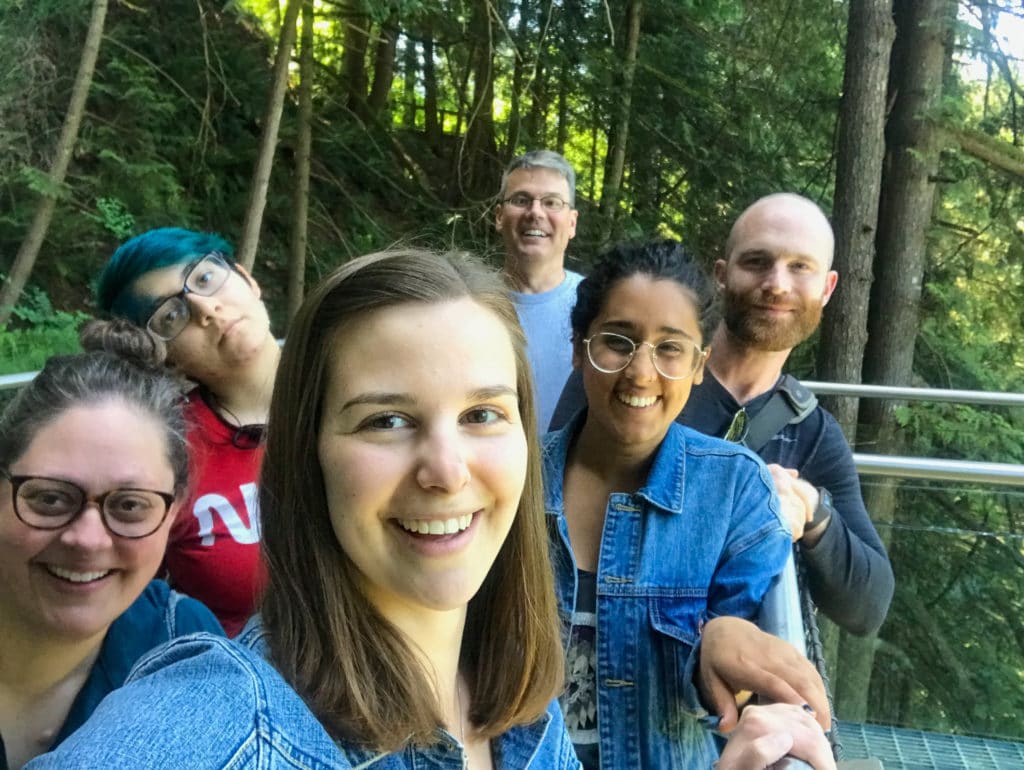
[502,193,571,212]
[146,252,232,341]
[2,471,175,539]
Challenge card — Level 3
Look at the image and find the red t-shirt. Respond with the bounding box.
[164,388,267,636]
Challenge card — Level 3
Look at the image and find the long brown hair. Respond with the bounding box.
[259,249,563,751]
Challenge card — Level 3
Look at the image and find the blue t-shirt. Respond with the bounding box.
[512,270,584,434]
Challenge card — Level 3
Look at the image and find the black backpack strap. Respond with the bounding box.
[740,375,818,453]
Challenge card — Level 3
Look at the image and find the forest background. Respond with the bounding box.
[1,0,1023,746]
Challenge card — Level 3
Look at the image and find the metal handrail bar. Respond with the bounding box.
[3,370,1023,484]
[0,371,37,391]
[853,453,1024,486]
[804,380,1024,408]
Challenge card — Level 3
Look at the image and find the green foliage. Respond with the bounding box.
[92,196,135,239]
[0,283,87,375]
[3,0,1024,743]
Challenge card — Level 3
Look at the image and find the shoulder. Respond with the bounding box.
[104,580,223,659]
[647,424,774,507]
[673,423,766,468]
[33,634,344,769]
[798,404,853,462]
[497,700,582,769]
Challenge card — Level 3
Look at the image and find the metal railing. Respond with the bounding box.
[9,372,1023,486]
[803,380,1024,408]
[0,370,36,391]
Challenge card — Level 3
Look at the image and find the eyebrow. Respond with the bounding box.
[338,385,518,413]
[600,320,697,341]
[737,249,820,265]
[508,190,566,198]
[145,258,204,310]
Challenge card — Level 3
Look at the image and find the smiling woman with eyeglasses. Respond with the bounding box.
[0,320,222,769]
[93,228,280,636]
[544,240,802,769]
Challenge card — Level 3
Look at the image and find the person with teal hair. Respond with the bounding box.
[95,227,280,635]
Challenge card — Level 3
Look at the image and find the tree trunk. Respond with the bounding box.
[841,0,956,722]
[555,53,570,154]
[0,0,108,326]
[341,4,370,118]
[818,0,894,713]
[288,0,314,323]
[817,0,895,439]
[462,0,500,201]
[237,0,302,272]
[422,28,441,145]
[401,36,418,129]
[525,57,547,147]
[367,9,399,118]
[597,0,643,242]
[503,0,533,162]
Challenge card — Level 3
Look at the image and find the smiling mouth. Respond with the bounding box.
[397,514,474,536]
[521,229,548,238]
[46,565,112,583]
[616,393,660,408]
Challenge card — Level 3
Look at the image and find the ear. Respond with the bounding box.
[233,263,262,300]
[572,336,584,369]
[713,259,728,291]
[495,203,505,233]
[821,270,839,306]
[567,208,579,240]
[166,497,184,527]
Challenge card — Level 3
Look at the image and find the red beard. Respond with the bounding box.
[721,286,823,351]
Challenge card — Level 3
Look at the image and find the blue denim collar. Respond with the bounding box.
[542,411,687,517]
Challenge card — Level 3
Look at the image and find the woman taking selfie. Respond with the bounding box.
[32,250,575,768]
[546,240,794,768]
[96,228,279,635]
[0,322,221,769]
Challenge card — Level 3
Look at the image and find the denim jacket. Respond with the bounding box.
[27,620,581,770]
[543,417,791,769]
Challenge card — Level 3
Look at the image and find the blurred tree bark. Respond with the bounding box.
[461,0,500,201]
[287,0,314,323]
[841,0,958,722]
[367,9,399,118]
[818,0,894,440]
[597,0,642,243]
[237,0,301,272]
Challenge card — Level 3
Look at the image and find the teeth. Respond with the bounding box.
[523,229,546,237]
[617,393,658,408]
[398,514,473,536]
[47,565,111,583]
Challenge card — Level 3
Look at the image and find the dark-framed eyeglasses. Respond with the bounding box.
[501,193,571,212]
[2,471,175,539]
[146,252,232,341]
[584,331,707,380]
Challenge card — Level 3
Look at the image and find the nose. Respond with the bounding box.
[623,343,658,382]
[523,197,546,216]
[59,503,114,550]
[185,291,222,324]
[763,264,792,295]
[416,426,471,493]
